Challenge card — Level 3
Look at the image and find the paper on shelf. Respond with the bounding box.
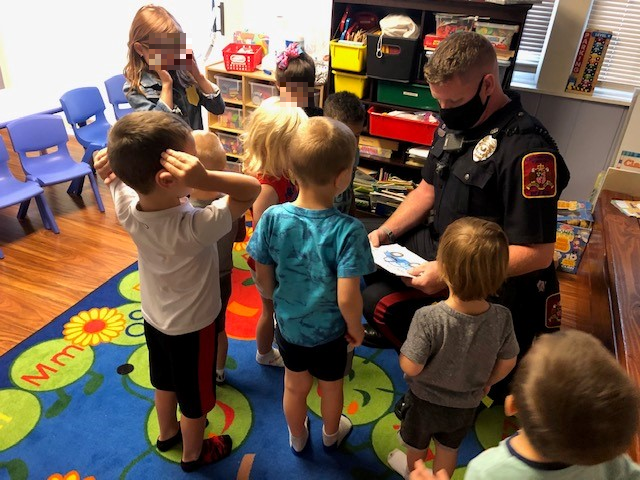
[371,244,428,278]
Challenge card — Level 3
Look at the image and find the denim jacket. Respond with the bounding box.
[124,70,225,130]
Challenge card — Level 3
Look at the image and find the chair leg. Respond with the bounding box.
[17,199,31,219]
[68,146,99,196]
[35,194,60,234]
[87,174,105,213]
[0,247,4,259]
[68,176,84,196]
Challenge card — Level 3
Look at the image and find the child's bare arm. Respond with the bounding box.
[399,353,425,377]
[337,277,365,347]
[252,185,279,227]
[484,357,517,392]
[254,262,275,299]
[160,149,260,218]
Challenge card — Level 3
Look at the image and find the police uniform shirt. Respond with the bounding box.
[422,91,570,247]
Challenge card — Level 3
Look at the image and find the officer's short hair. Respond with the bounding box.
[289,116,356,187]
[437,217,508,301]
[424,31,497,84]
[108,110,192,195]
[512,330,640,465]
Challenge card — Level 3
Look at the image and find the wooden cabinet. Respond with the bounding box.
[328,0,536,182]
[205,62,325,161]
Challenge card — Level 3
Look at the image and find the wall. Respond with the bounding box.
[0,0,213,123]
[519,90,627,201]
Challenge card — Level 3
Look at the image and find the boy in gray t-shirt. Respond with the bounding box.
[388,217,519,479]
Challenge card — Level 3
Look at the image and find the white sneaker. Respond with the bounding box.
[387,449,410,479]
[256,348,284,367]
[215,370,226,385]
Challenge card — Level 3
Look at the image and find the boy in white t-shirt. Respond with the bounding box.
[94,111,260,473]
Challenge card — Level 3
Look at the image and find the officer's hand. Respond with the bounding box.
[368,228,387,248]
[402,261,447,295]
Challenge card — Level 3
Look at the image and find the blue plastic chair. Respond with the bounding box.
[60,86,111,195]
[105,74,134,120]
[6,114,105,213]
[0,137,60,258]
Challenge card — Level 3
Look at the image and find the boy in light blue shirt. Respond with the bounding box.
[247,116,375,455]
[409,329,640,480]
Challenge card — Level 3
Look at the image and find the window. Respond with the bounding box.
[587,0,640,90]
[515,0,557,71]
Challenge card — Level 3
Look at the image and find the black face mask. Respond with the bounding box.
[439,76,490,132]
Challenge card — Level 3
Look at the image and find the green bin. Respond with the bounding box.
[376,80,439,111]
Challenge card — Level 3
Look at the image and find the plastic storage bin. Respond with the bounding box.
[368,107,439,146]
[377,80,439,111]
[215,75,243,103]
[332,70,368,99]
[217,131,244,156]
[216,106,244,130]
[435,14,475,37]
[366,34,420,82]
[474,22,519,50]
[330,39,367,73]
[249,81,278,106]
[222,43,264,72]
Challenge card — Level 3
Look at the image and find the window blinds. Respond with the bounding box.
[516,0,557,67]
[587,0,640,88]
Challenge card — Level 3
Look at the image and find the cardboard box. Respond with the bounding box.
[555,200,594,274]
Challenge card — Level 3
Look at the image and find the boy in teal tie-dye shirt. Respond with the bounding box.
[247,117,375,456]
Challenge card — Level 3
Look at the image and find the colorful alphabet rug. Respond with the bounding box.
[0,237,516,480]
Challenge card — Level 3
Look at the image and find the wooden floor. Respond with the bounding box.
[0,130,137,355]
[0,129,580,355]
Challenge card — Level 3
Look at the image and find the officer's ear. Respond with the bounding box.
[483,73,497,98]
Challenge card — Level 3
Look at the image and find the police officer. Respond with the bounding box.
[364,32,570,373]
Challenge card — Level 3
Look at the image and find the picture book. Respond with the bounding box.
[371,244,427,278]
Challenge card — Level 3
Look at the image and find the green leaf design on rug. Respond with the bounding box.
[110,303,145,346]
[10,339,94,392]
[0,390,40,451]
[475,405,520,449]
[308,355,394,425]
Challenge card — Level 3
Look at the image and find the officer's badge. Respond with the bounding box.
[473,135,497,162]
[522,152,557,198]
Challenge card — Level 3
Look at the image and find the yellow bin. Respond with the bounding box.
[333,70,368,99]
[330,40,367,72]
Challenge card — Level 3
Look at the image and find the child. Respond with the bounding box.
[246,116,376,454]
[274,42,323,117]
[190,131,246,385]
[242,103,308,368]
[388,217,519,479]
[124,4,225,130]
[94,110,260,472]
[323,91,366,215]
[409,329,640,480]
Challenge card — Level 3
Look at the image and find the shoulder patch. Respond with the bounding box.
[522,152,557,199]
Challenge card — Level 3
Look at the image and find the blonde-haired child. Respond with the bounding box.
[389,217,519,479]
[247,116,375,454]
[191,131,245,385]
[242,103,309,367]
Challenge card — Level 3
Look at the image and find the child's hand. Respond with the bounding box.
[93,148,117,184]
[160,149,207,188]
[185,47,200,75]
[410,462,450,480]
[157,70,173,84]
[345,323,365,348]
